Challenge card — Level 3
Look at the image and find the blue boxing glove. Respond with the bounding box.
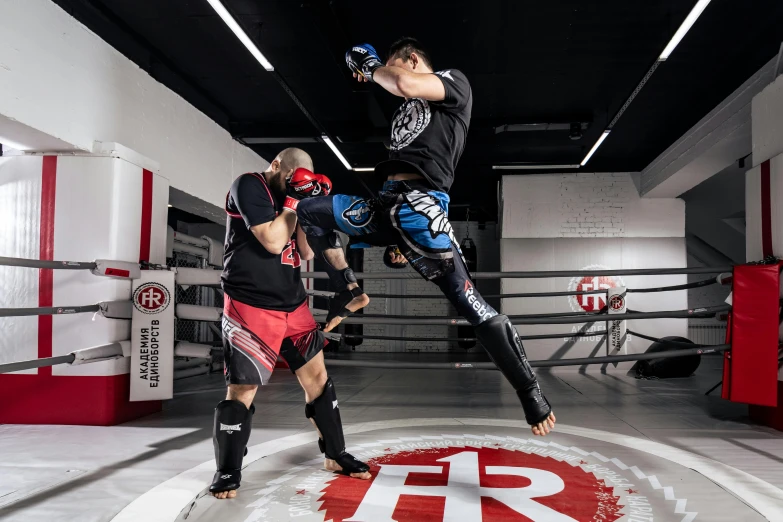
[345,44,383,82]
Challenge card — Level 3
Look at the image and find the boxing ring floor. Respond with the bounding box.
[1,358,783,521]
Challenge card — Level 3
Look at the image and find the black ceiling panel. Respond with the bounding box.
[49,0,783,216]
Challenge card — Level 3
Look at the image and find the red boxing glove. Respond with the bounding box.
[316,174,333,196]
[287,168,323,199]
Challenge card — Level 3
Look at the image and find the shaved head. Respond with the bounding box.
[276,147,313,173]
[264,147,314,195]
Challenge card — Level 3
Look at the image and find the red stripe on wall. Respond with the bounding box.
[38,156,57,377]
[761,160,773,257]
[139,169,153,263]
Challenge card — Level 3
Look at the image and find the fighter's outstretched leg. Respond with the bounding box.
[297,196,371,331]
[406,244,556,436]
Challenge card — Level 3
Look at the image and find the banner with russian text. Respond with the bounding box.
[130,270,175,401]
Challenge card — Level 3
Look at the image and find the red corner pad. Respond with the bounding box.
[722,262,781,407]
[0,374,161,425]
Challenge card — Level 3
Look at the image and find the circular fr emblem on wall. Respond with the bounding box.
[567,265,625,312]
[133,282,171,314]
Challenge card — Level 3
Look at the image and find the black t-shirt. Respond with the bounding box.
[221,173,306,311]
[376,69,472,193]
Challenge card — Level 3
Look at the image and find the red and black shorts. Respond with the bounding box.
[221,295,325,385]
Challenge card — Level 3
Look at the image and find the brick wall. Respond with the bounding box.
[502,173,684,239]
[558,173,631,238]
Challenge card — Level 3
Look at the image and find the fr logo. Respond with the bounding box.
[133,282,171,314]
[609,294,625,310]
[319,446,622,521]
[567,265,624,313]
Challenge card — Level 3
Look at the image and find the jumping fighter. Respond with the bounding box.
[295,39,557,436]
[211,148,370,500]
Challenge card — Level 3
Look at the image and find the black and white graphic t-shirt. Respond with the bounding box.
[221,173,306,312]
[377,69,472,193]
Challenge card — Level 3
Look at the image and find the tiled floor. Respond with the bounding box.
[1,357,782,521]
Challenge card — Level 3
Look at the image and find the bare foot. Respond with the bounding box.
[324,292,370,332]
[211,489,238,500]
[325,458,372,480]
[531,412,556,437]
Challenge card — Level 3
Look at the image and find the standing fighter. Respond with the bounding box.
[295,39,556,436]
[210,148,370,500]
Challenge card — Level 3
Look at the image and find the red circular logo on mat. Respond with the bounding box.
[609,295,625,310]
[319,446,622,522]
[133,283,170,314]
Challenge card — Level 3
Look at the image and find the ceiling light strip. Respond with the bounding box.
[492,164,581,170]
[581,1,711,166]
[205,0,274,71]
[322,136,352,170]
[659,0,713,61]
[580,130,611,166]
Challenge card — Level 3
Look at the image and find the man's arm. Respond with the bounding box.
[372,66,446,101]
[250,213,297,255]
[231,174,296,255]
[295,224,314,261]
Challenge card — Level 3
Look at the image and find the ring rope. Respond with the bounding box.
[354,309,607,321]
[0,304,101,318]
[302,266,733,280]
[627,330,722,349]
[0,354,76,373]
[340,329,608,343]
[308,276,727,300]
[313,304,730,326]
[0,255,98,270]
[323,344,730,370]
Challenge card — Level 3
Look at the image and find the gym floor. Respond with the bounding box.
[1,357,782,521]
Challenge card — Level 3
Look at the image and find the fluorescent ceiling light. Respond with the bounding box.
[205,0,274,71]
[492,164,580,170]
[322,135,352,170]
[580,130,611,166]
[0,136,32,151]
[658,0,712,61]
[352,167,375,172]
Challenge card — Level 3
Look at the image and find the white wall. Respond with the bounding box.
[500,173,687,370]
[752,74,783,167]
[0,0,268,209]
[501,173,684,239]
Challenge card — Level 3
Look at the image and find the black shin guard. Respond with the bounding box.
[305,377,369,474]
[210,400,255,493]
[307,234,354,289]
[475,315,552,425]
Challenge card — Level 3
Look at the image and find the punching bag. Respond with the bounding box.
[343,247,364,347]
[634,337,701,378]
[458,236,477,349]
